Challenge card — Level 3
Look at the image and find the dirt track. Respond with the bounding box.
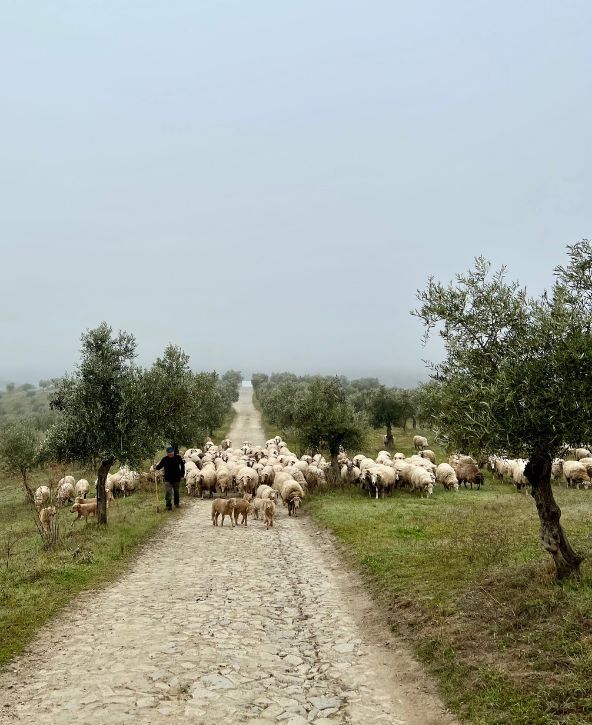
[0,386,455,724]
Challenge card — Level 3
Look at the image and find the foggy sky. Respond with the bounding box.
[1,1,590,387]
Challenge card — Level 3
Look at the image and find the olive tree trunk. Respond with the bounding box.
[384,423,394,449]
[21,470,35,503]
[525,454,583,579]
[329,448,341,486]
[96,457,114,525]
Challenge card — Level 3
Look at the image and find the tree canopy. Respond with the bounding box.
[413,241,592,578]
[0,419,42,501]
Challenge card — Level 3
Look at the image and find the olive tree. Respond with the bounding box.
[0,420,42,501]
[291,377,367,479]
[366,386,407,447]
[413,243,592,579]
[44,323,158,524]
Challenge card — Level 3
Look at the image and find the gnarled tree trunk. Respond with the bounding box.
[21,471,35,503]
[96,457,114,525]
[525,454,583,579]
[384,423,394,449]
[329,447,341,486]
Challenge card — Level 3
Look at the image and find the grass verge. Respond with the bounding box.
[306,426,592,724]
[0,466,171,668]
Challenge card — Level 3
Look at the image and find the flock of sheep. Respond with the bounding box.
[33,465,142,532]
[172,434,478,506]
[339,435,483,498]
[30,434,591,535]
[491,447,592,490]
[175,438,308,527]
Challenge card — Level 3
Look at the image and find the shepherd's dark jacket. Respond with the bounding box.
[155,454,185,483]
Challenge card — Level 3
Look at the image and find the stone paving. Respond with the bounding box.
[0,387,454,724]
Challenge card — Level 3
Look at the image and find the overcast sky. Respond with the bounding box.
[1,1,590,386]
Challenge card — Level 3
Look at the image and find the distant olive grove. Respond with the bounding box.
[251,373,428,474]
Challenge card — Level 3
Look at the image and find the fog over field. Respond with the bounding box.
[1,1,590,384]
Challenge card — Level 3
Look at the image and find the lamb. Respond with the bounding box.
[281,480,305,516]
[56,481,76,506]
[251,497,267,519]
[419,449,436,464]
[263,500,276,529]
[70,500,97,523]
[75,490,112,507]
[563,460,590,489]
[413,435,428,451]
[34,485,51,509]
[409,465,434,497]
[435,463,459,491]
[39,506,57,533]
[233,498,254,526]
[256,484,278,502]
[75,479,90,499]
[454,461,484,490]
[211,497,236,526]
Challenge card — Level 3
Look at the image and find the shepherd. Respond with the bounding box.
[155,446,185,511]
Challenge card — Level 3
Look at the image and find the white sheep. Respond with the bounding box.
[56,481,76,506]
[281,480,305,516]
[341,462,361,486]
[216,466,233,496]
[196,464,218,498]
[409,465,434,497]
[435,463,459,491]
[419,449,436,464]
[563,460,590,489]
[413,435,428,451]
[236,466,259,496]
[75,479,90,499]
[34,485,51,509]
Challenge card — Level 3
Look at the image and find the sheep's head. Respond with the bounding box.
[426,482,434,496]
[70,503,81,513]
[452,481,459,492]
[292,496,302,510]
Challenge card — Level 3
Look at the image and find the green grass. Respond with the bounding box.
[306,426,592,724]
[0,466,169,667]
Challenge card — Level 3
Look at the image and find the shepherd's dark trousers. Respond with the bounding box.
[165,481,180,510]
